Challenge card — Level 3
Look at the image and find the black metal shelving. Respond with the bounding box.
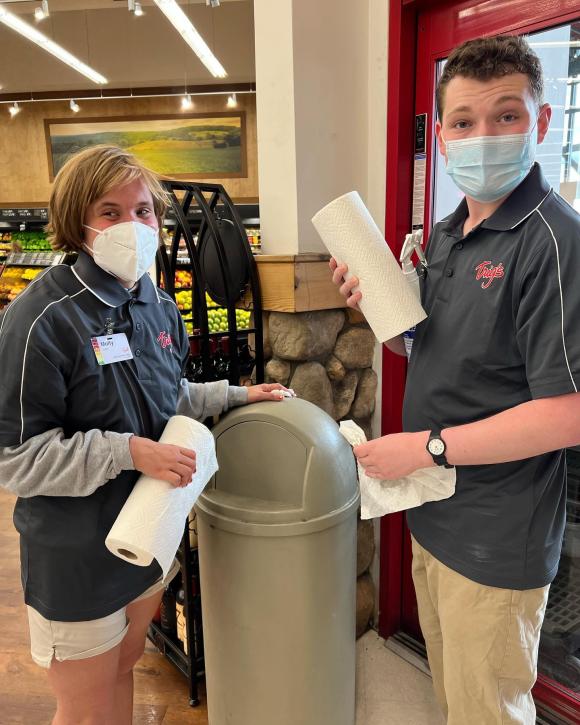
[146,181,264,706]
[148,533,205,706]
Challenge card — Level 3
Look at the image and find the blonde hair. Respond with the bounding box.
[47,145,169,252]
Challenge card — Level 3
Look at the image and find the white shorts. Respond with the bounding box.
[27,558,180,669]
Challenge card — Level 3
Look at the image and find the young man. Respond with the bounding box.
[331,35,580,724]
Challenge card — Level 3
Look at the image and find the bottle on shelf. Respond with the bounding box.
[175,586,188,655]
[160,575,180,637]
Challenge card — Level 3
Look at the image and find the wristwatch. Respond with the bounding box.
[426,431,453,468]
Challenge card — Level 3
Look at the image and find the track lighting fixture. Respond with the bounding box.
[181,94,194,110]
[34,1,49,22]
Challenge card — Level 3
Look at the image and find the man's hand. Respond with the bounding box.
[354,431,433,480]
[330,257,406,357]
[129,436,197,488]
[246,383,294,403]
[329,257,362,310]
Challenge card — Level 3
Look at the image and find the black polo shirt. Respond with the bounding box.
[0,252,189,620]
[404,164,580,590]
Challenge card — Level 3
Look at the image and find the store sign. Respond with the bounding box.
[6,251,64,267]
[412,113,428,231]
[0,208,48,221]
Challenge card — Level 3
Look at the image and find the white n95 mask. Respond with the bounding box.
[442,127,538,203]
[84,221,159,282]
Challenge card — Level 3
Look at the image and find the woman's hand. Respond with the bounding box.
[329,257,362,311]
[129,436,197,488]
[246,383,295,404]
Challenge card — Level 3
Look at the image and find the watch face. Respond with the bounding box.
[428,438,445,456]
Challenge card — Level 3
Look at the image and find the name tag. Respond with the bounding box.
[91,333,133,365]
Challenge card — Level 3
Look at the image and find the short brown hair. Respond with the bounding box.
[436,35,544,120]
[47,145,169,252]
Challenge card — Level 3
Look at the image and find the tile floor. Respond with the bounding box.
[355,631,445,725]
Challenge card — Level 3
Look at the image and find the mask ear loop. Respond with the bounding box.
[82,224,104,255]
[528,117,539,141]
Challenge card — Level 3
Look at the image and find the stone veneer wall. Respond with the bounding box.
[262,309,378,637]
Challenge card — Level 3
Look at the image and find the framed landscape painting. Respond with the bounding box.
[44,112,247,180]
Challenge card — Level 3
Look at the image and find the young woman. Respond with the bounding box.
[0,145,286,725]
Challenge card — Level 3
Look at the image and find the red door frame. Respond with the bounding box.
[380,1,580,720]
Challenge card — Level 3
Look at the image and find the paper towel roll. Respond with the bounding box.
[106,415,218,577]
[312,191,426,342]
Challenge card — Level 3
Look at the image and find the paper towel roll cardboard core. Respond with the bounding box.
[105,415,218,577]
[312,191,426,342]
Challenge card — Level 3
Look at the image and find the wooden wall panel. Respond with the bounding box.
[0,93,258,205]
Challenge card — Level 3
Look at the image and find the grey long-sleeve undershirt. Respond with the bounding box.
[0,380,248,499]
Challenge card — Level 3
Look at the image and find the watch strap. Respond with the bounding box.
[427,430,453,469]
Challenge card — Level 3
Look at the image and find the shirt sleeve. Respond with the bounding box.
[0,428,135,498]
[176,379,248,420]
[515,233,580,399]
[0,308,70,447]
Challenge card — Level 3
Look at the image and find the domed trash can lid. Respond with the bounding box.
[196,398,360,535]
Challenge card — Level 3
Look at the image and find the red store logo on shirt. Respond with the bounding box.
[474,261,505,289]
[157,331,174,349]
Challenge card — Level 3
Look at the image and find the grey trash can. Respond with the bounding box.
[196,398,360,725]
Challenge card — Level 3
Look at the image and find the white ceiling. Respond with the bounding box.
[0,0,255,95]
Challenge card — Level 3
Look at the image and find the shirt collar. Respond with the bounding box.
[439,163,553,239]
[440,198,469,240]
[72,252,160,307]
[481,163,552,231]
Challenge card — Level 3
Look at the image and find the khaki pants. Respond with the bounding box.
[411,537,550,725]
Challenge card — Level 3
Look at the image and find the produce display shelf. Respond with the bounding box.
[186,329,256,338]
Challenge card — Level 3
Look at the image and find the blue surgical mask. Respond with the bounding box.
[441,125,538,203]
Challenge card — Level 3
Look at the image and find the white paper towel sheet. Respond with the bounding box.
[312,191,427,342]
[106,415,218,576]
[339,420,456,519]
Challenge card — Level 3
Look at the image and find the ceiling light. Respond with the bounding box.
[227,93,237,108]
[152,0,227,78]
[69,98,80,113]
[0,6,107,85]
[8,102,20,117]
[206,0,221,6]
[181,93,193,110]
[34,1,49,22]
[128,0,144,16]
[34,4,49,22]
